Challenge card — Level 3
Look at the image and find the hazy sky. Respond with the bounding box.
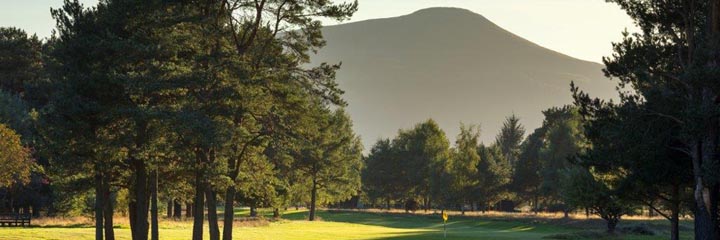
[0,0,635,63]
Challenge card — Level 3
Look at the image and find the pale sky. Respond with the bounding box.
[0,0,635,63]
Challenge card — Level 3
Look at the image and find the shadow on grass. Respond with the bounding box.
[28,223,94,228]
[281,210,563,239]
[284,210,691,239]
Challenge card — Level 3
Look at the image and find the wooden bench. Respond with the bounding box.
[0,213,31,227]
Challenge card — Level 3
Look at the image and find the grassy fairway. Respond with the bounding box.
[0,210,692,240]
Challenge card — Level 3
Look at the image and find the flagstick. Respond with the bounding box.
[442,211,448,239]
[444,221,446,238]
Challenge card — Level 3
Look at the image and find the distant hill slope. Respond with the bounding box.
[312,7,616,148]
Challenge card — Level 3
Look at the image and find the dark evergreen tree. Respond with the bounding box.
[560,167,632,233]
[0,27,44,97]
[538,107,585,214]
[393,119,450,211]
[363,139,406,209]
[573,84,694,240]
[511,128,544,212]
[474,144,511,211]
[495,114,525,169]
[586,1,720,238]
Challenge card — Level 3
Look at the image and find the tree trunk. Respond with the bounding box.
[130,121,150,240]
[669,183,681,240]
[192,171,205,240]
[150,170,159,240]
[103,177,115,240]
[606,218,618,234]
[426,197,431,212]
[129,201,137,239]
[30,205,36,218]
[104,200,115,240]
[693,2,720,239]
[131,159,149,240]
[586,208,590,219]
[250,206,257,217]
[206,190,220,240]
[671,209,680,240]
[173,200,182,220]
[692,137,720,240]
[186,202,193,218]
[95,173,104,240]
[273,208,280,218]
[167,199,173,219]
[222,186,235,240]
[309,178,318,221]
[422,197,428,212]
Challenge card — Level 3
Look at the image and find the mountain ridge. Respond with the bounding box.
[313,7,616,148]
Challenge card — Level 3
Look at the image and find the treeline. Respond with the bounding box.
[0,1,362,240]
[360,100,693,238]
[361,109,585,216]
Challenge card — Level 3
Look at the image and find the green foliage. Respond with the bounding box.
[574,87,693,215]
[362,138,405,206]
[447,124,481,208]
[475,144,512,207]
[511,106,586,212]
[0,90,35,143]
[36,1,360,235]
[582,0,720,237]
[560,167,633,233]
[295,108,363,204]
[538,107,585,204]
[0,27,44,96]
[495,115,525,168]
[512,127,543,205]
[393,119,450,205]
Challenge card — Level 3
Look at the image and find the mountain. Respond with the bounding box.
[312,7,617,148]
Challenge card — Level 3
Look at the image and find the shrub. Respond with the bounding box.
[404,199,419,213]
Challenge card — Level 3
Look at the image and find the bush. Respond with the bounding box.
[404,199,419,213]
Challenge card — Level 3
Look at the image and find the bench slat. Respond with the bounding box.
[0,214,31,227]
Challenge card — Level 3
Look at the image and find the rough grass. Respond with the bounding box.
[0,209,694,240]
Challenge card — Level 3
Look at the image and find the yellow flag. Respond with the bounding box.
[442,212,448,222]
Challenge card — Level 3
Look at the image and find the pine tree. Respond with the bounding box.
[495,114,525,170]
[589,1,720,238]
